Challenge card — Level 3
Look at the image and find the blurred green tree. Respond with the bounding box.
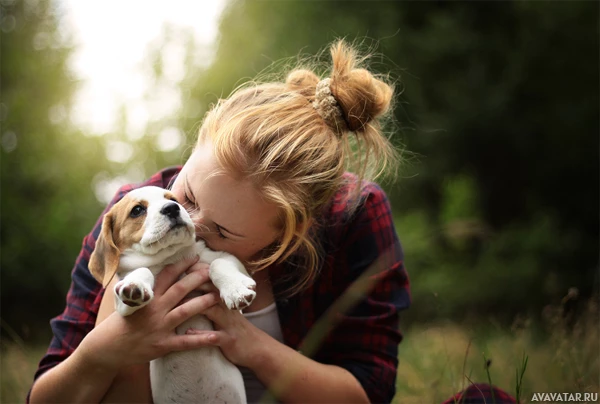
[0,0,108,341]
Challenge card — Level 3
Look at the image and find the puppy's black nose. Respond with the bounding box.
[160,202,180,219]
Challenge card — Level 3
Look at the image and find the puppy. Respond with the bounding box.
[89,186,255,403]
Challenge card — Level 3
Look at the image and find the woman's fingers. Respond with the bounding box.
[154,256,199,295]
[163,331,221,352]
[161,270,212,310]
[184,328,220,342]
[185,261,211,274]
[196,281,219,295]
[185,262,216,294]
[165,292,220,328]
[199,301,227,323]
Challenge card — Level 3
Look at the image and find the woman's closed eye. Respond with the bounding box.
[183,189,196,208]
[215,224,227,239]
[193,219,229,240]
[182,193,203,219]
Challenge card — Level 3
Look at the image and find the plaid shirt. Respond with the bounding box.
[31,167,411,403]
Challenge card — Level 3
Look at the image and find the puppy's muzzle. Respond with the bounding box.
[161,202,181,221]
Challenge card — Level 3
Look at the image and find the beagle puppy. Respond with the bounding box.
[89,186,255,403]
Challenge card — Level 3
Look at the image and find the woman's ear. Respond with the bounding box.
[89,212,120,287]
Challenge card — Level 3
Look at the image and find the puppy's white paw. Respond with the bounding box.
[219,274,256,310]
[114,279,154,312]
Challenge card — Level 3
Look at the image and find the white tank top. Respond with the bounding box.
[241,302,283,403]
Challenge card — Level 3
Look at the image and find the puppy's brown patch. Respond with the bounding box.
[111,197,148,250]
[89,193,148,286]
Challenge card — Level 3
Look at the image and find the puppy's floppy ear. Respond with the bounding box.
[89,212,120,288]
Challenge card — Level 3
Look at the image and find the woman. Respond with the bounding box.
[29,40,410,403]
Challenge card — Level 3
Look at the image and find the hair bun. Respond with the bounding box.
[329,41,393,132]
[286,69,319,97]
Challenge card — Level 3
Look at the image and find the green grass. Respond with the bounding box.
[394,301,599,403]
[1,302,598,403]
[0,341,46,403]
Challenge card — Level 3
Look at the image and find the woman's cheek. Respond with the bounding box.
[201,236,236,255]
[199,235,263,264]
[217,242,254,263]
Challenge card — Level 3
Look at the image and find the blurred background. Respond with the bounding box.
[1,0,598,402]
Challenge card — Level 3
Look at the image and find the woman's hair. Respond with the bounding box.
[197,40,399,295]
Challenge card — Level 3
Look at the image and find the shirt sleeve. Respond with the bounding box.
[310,183,411,403]
[30,212,106,387]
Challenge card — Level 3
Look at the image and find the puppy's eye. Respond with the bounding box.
[130,205,146,218]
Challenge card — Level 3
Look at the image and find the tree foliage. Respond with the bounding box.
[1,0,597,341]
[0,0,109,338]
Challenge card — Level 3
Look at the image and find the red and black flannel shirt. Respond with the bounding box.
[31,167,411,403]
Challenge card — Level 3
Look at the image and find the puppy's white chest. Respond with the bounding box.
[150,315,245,404]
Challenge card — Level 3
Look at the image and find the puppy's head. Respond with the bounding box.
[89,186,195,287]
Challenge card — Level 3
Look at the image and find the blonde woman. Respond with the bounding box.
[29,41,410,403]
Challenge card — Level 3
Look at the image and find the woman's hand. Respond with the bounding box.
[84,256,222,370]
[192,300,269,368]
[179,264,269,369]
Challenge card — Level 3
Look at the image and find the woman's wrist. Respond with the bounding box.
[77,316,127,373]
[244,326,276,371]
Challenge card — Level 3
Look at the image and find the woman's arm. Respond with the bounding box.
[250,331,370,403]
[29,258,219,403]
[94,277,152,403]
